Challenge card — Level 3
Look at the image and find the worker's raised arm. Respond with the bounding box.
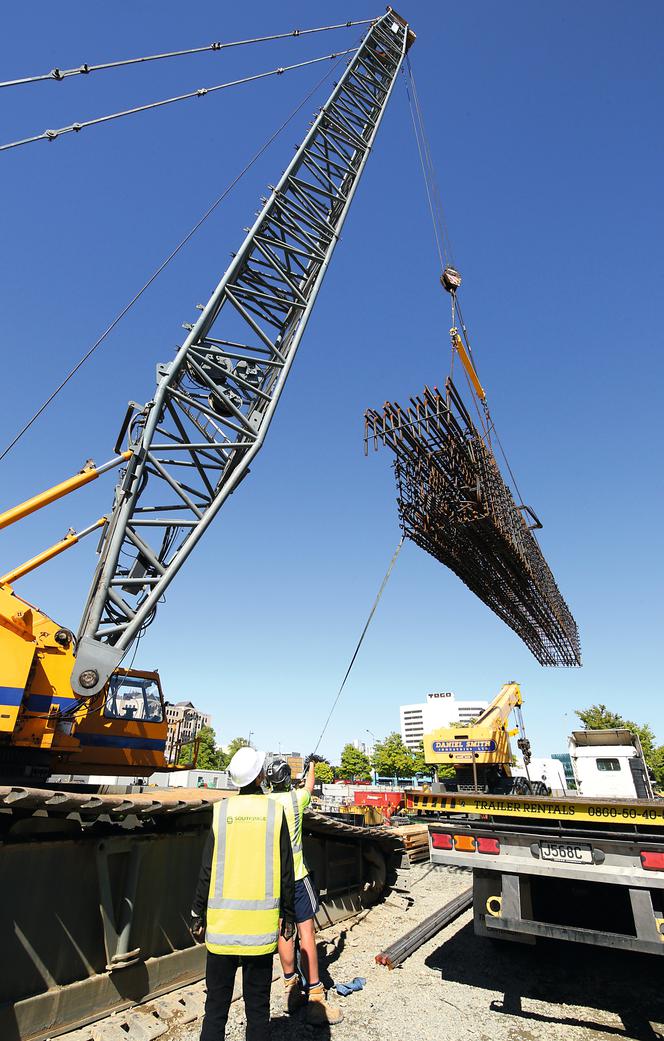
[278,814,296,927]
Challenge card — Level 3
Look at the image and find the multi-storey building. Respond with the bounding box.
[400,692,489,750]
[164,700,212,758]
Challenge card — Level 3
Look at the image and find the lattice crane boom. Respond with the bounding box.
[72,10,414,696]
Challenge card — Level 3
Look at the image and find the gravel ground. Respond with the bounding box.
[167,864,664,1041]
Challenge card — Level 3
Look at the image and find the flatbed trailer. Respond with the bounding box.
[406,790,664,955]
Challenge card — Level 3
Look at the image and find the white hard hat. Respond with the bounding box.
[229,746,266,788]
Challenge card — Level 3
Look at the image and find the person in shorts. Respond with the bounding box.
[266,754,343,1026]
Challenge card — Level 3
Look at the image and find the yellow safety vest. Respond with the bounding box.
[206,795,283,956]
[269,788,308,882]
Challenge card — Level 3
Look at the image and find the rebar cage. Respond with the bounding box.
[365,378,581,666]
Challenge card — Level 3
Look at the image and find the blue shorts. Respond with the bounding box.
[294,876,319,924]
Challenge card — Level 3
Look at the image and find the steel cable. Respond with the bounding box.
[405,59,455,268]
[0,49,356,153]
[313,537,405,754]
[0,18,374,90]
[0,51,351,462]
[404,60,530,507]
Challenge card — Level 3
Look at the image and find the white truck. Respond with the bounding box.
[569,728,654,799]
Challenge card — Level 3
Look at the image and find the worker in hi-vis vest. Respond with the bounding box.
[266,753,343,1026]
[191,746,295,1041]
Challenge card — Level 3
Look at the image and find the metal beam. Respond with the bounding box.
[72,11,413,694]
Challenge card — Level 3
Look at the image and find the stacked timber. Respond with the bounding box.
[390,822,430,864]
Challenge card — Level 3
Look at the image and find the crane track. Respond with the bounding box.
[0,785,406,1040]
[0,783,405,847]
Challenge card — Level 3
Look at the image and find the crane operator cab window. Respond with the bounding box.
[104,675,164,723]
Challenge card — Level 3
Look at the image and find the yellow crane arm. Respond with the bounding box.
[466,682,522,730]
[0,452,130,530]
[1,517,106,585]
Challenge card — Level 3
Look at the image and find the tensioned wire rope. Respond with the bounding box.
[404,57,529,509]
[0,48,357,152]
[0,49,353,462]
[0,18,374,90]
[312,537,405,755]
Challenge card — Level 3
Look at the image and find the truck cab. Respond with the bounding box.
[569,728,654,800]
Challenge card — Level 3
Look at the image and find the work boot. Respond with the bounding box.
[306,983,344,1026]
[283,973,306,1014]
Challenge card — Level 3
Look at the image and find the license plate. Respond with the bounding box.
[539,840,593,864]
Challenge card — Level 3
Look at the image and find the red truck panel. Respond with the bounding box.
[354,790,403,808]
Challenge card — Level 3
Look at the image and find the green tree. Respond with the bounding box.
[411,741,428,775]
[179,724,221,769]
[649,745,664,788]
[372,732,415,779]
[314,761,335,785]
[337,743,372,781]
[437,763,457,779]
[624,721,656,762]
[226,736,251,760]
[216,746,231,771]
[576,705,663,786]
[576,704,625,730]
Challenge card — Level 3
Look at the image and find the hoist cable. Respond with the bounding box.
[0,51,350,463]
[405,75,444,270]
[404,63,529,510]
[410,70,454,267]
[0,18,374,90]
[313,537,405,754]
[405,58,456,270]
[0,48,356,153]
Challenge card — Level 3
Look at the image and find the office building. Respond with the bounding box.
[400,692,489,750]
[164,700,212,758]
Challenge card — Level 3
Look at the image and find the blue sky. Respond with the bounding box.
[1,1,662,764]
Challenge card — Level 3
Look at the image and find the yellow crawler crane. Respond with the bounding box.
[423,682,549,795]
[0,458,176,778]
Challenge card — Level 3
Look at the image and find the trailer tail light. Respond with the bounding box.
[476,837,500,855]
[640,850,664,871]
[453,834,476,852]
[431,832,453,850]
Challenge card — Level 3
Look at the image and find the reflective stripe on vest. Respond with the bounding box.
[205,795,282,956]
[290,790,302,854]
[269,789,307,882]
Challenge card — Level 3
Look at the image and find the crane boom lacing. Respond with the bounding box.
[72,11,414,696]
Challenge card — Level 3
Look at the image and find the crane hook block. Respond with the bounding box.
[440,266,462,294]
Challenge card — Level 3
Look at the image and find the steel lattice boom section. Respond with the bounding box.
[365,379,581,667]
[72,11,414,695]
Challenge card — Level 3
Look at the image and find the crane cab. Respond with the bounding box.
[0,579,173,779]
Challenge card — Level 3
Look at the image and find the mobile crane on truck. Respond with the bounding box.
[423,681,550,796]
[410,683,664,957]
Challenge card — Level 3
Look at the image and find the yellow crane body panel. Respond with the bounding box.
[424,724,514,768]
[423,683,524,784]
[0,580,170,776]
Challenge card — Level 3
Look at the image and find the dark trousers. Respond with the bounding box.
[200,951,273,1041]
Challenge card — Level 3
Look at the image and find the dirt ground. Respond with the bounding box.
[169,863,664,1041]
